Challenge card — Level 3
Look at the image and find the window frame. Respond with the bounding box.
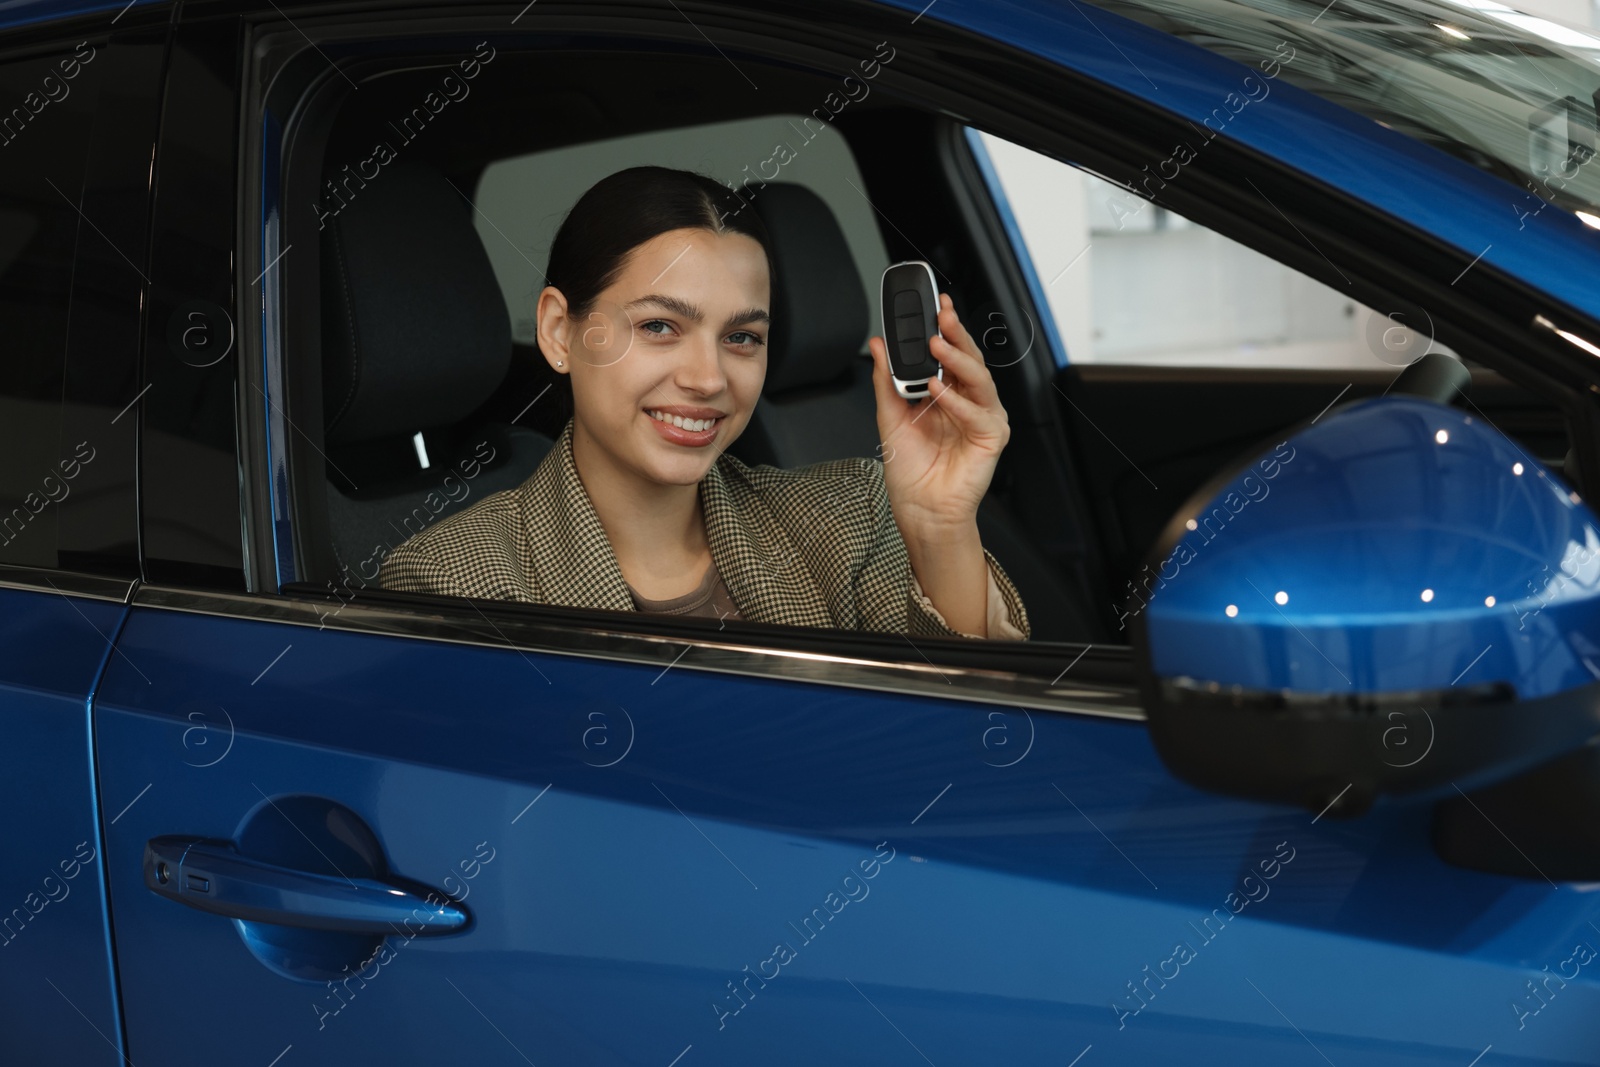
[200,0,1600,717]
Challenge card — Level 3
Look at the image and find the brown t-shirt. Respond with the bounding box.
[625,559,743,623]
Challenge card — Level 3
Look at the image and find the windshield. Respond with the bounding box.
[1092,0,1600,227]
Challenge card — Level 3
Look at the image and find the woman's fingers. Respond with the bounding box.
[938,293,979,351]
[930,335,998,401]
[875,293,1009,457]
[927,372,1007,445]
[929,295,1000,406]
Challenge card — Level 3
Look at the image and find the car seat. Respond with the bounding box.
[317,161,555,587]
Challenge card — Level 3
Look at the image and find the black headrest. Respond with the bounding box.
[752,183,869,397]
[321,162,512,446]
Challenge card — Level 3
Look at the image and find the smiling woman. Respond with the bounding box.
[377,166,1030,640]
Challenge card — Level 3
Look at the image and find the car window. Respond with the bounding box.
[277,36,1079,646]
[0,41,110,571]
[474,115,892,351]
[973,127,1454,369]
[1092,0,1600,228]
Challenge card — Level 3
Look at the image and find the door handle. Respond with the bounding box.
[143,836,470,935]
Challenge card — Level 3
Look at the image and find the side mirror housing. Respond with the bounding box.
[1131,396,1600,816]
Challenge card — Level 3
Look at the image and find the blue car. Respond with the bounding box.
[5,0,1600,1062]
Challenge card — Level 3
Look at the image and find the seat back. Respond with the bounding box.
[318,161,553,583]
[730,182,879,467]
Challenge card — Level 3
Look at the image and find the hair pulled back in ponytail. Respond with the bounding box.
[541,168,776,424]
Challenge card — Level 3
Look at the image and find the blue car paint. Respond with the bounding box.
[0,0,164,32]
[94,605,1600,1063]
[16,0,1587,1062]
[1148,397,1600,698]
[0,588,128,1065]
[889,0,1600,336]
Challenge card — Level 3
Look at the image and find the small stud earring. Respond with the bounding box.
[556,361,564,368]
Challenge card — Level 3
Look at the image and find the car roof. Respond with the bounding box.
[0,0,164,32]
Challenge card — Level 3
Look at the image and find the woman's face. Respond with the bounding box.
[542,226,770,487]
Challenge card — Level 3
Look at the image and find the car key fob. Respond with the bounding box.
[880,260,945,399]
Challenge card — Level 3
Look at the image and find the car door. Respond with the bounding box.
[0,4,167,1063]
[95,2,1600,1065]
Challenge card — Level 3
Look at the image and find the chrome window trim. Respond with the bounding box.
[0,564,135,603]
[132,584,1146,721]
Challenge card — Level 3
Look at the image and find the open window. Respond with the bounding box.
[260,13,1112,662]
[244,3,1595,705]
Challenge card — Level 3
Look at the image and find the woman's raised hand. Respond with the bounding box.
[867,293,1010,542]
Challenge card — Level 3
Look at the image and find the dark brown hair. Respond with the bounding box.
[547,167,777,321]
[543,166,776,419]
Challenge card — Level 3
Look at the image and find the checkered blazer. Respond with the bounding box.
[378,417,1031,640]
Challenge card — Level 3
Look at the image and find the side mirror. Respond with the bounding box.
[1130,396,1600,818]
